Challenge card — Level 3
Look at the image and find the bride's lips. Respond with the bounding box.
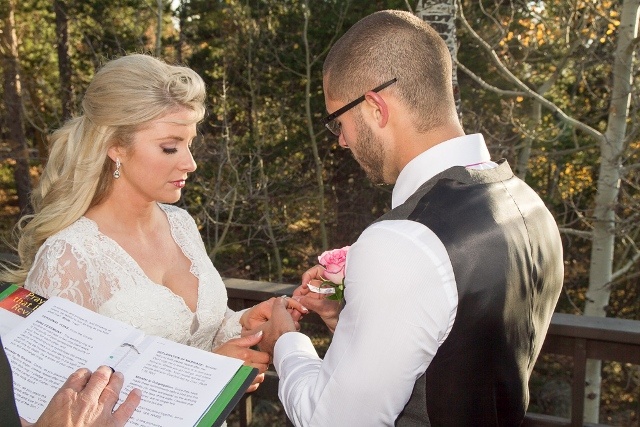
[171,180,186,188]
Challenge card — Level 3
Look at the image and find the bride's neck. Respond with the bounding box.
[84,197,162,235]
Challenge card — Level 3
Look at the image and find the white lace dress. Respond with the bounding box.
[24,204,243,351]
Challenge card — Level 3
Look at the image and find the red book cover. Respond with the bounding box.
[0,285,47,318]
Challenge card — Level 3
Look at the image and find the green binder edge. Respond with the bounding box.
[196,364,258,427]
[0,283,18,301]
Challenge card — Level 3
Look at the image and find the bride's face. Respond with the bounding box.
[113,109,198,204]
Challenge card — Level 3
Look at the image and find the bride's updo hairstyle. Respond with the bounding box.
[3,54,206,284]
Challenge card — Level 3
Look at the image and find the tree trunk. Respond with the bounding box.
[207,70,239,263]
[302,0,328,250]
[246,19,283,281]
[54,0,72,121]
[415,0,461,119]
[1,0,32,215]
[582,0,639,422]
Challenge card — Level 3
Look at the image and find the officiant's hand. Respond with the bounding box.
[27,365,141,427]
[240,297,308,333]
[294,265,342,333]
[212,332,270,392]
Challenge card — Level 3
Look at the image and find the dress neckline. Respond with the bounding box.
[79,204,201,315]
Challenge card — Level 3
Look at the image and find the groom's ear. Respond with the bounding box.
[363,91,389,128]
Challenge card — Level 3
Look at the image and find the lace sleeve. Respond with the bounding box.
[211,307,247,349]
[25,239,102,311]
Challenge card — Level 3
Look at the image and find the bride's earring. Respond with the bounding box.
[113,158,121,179]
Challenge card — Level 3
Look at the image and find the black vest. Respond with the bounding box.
[378,161,563,426]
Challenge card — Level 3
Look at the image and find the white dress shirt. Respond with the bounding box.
[274,134,496,426]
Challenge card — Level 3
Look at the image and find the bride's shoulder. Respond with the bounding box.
[46,217,98,244]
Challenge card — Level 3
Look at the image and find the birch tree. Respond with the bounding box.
[415,0,461,117]
[582,0,639,420]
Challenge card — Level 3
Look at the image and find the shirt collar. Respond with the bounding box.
[391,134,491,208]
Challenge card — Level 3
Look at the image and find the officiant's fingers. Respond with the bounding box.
[90,365,125,405]
[113,387,142,423]
[77,365,113,403]
[60,367,92,393]
[110,377,142,424]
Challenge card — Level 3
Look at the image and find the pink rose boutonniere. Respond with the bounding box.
[308,246,350,302]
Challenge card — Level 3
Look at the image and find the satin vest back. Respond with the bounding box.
[376,161,563,426]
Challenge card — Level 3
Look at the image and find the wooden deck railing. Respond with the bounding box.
[1,246,636,427]
[224,278,640,427]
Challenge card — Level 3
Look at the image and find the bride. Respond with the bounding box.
[1,54,305,392]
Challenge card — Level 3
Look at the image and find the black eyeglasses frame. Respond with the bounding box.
[321,77,398,136]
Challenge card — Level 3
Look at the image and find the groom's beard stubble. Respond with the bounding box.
[351,113,386,185]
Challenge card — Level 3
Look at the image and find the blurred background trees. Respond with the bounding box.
[0,0,638,423]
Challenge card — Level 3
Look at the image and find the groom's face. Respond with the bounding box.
[323,82,387,185]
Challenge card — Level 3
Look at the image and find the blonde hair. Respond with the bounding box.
[323,10,456,132]
[2,54,206,284]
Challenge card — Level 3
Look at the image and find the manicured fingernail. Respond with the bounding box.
[254,330,263,338]
[108,366,115,373]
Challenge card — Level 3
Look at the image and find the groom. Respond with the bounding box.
[257,10,564,426]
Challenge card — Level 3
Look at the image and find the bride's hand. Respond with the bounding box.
[294,265,342,333]
[240,297,307,333]
[213,332,269,393]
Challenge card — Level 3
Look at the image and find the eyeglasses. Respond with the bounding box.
[321,77,398,137]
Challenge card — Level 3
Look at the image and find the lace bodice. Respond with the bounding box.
[25,204,243,351]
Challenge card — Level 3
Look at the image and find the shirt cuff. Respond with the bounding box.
[273,331,318,372]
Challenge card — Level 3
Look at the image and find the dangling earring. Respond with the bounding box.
[113,158,121,179]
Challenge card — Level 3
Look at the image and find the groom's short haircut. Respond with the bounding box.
[323,10,456,132]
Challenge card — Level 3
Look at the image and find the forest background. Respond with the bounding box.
[0,0,639,425]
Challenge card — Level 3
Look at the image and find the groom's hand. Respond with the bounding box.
[295,265,342,333]
[256,297,297,356]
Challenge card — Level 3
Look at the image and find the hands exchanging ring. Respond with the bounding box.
[224,264,342,393]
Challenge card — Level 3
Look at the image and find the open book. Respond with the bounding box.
[0,284,257,427]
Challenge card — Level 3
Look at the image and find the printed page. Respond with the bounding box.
[0,309,22,336]
[3,297,140,423]
[116,337,243,427]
